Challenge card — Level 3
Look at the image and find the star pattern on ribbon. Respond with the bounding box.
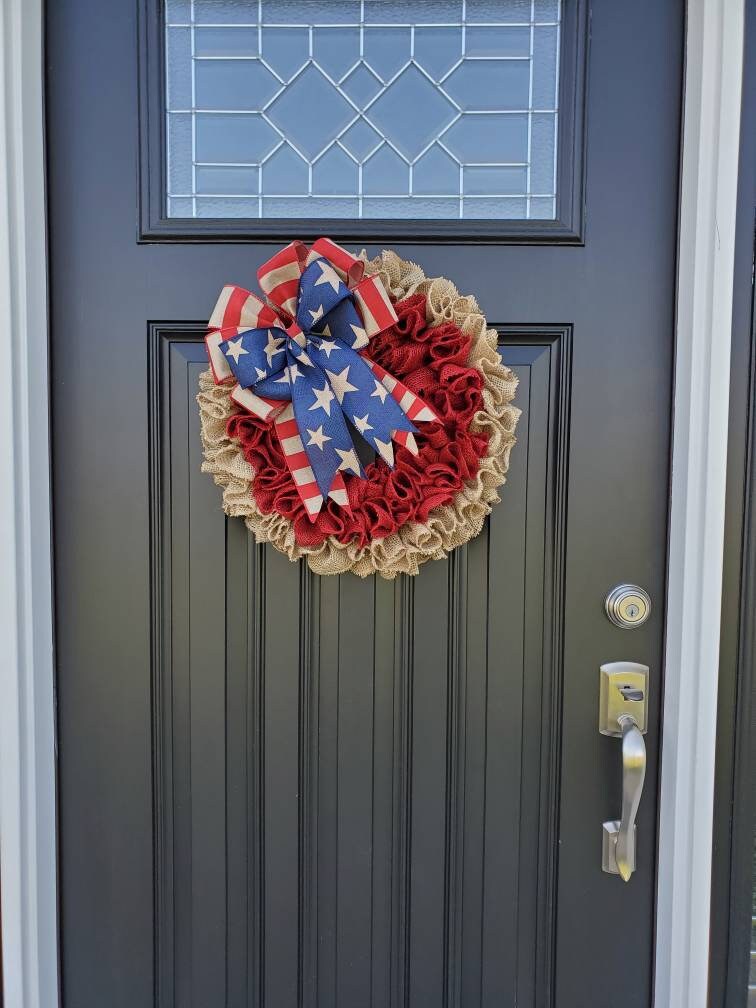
[205,238,438,521]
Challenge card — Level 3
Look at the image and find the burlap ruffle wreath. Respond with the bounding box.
[197,251,521,578]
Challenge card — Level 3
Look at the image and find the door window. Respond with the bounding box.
[164,0,562,221]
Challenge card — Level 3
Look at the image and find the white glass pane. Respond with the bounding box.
[529,196,556,219]
[166,112,193,191]
[463,196,527,219]
[362,196,459,218]
[164,0,562,220]
[262,197,360,217]
[312,148,359,194]
[166,0,191,22]
[464,165,528,196]
[196,196,259,216]
[465,26,530,58]
[529,112,557,195]
[261,144,308,193]
[194,26,258,56]
[194,60,279,110]
[166,27,192,107]
[532,25,559,108]
[413,145,459,195]
[195,164,258,195]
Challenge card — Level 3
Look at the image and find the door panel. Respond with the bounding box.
[150,328,568,1006]
[48,1,682,1005]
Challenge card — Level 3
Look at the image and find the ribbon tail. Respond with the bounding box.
[358,354,438,459]
[362,355,439,425]
[273,403,352,522]
[326,472,350,511]
[273,404,326,521]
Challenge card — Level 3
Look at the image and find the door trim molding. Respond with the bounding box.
[708,0,756,999]
[654,1,745,1006]
[146,324,572,1004]
[0,0,58,1006]
[137,0,588,245]
[0,1,746,1004]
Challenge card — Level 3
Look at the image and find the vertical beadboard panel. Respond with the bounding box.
[390,575,413,1008]
[315,574,339,1008]
[458,528,488,1007]
[152,329,569,1008]
[481,361,532,1005]
[369,575,402,1008]
[262,548,302,1008]
[225,526,266,1008]
[407,557,451,1006]
[186,359,228,1005]
[335,574,376,1006]
[514,355,549,1007]
[298,563,320,1008]
[444,548,468,1008]
[224,518,252,1007]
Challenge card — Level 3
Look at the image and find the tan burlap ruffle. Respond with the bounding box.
[198,251,521,577]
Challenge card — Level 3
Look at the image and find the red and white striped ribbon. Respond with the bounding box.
[273,404,350,519]
[206,240,426,520]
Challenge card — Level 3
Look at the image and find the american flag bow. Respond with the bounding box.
[205,238,438,522]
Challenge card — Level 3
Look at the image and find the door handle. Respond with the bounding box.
[599,662,649,881]
[607,714,646,880]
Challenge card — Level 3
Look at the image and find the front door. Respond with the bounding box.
[48,1,682,1005]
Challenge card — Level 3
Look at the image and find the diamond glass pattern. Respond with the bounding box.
[165,0,561,220]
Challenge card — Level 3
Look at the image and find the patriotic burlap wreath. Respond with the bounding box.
[198,238,520,578]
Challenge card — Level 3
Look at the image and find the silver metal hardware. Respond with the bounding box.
[618,685,644,702]
[599,662,648,881]
[605,584,651,628]
[599,661,648,735]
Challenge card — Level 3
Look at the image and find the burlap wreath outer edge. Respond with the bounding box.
[197,250,521,578]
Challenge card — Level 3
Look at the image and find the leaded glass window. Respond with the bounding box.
[165,0,561,220]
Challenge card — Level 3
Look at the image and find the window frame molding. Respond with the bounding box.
[137,0,588,244]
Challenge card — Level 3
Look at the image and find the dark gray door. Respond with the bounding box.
[48,1,682,1005]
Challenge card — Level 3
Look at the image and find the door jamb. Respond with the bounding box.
[0,1,58,1006]
[708,0,756,1000]
[0,0,745,1004]
[654,1,745,1006]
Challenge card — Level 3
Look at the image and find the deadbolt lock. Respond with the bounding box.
[605,584,651,629]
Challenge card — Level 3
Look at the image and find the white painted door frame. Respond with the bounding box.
[0,1,57,1007]
[654,1,745,1004]
[0,0,745,1005]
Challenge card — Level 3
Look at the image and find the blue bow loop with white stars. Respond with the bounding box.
[209,240,438,520]
[218,256,419,499]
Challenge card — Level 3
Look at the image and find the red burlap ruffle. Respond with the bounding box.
[226,295,489,547]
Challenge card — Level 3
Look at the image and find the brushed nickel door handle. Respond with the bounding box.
[611,715,646,880]
[599,662,649,881]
